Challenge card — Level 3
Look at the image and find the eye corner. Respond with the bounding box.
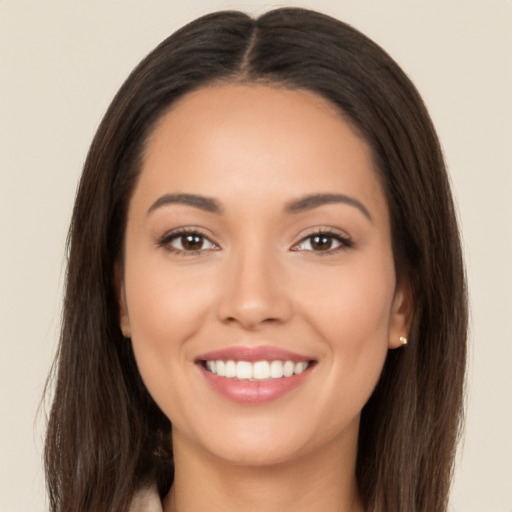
[291,228,354,255]
[157,227,220,255]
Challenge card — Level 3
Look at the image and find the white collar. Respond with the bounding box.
[129,485,163,512]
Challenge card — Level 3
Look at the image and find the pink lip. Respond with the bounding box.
[198,365,312,404]
[195,345,315,405]
[196,345,312,363]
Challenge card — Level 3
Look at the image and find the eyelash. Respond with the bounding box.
[158,228,353,256]
[158,228,218,256]
[291,229,353,255]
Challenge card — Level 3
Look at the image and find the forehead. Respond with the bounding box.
[146,84,367,164]
[135,84,387,220]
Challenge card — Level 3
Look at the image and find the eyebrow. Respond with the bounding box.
[147,192,372,221]
[284,193,372,221]
[147,193,223,215]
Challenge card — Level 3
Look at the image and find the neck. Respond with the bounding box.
[163,429,364,512]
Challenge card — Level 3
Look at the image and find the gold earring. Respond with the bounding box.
[399,336,408,346]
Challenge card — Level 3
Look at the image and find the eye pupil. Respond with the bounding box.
[311,235,332,250]
[182,234,203,250]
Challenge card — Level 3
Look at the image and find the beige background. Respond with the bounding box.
[0,1,511,511]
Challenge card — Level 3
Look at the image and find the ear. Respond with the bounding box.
[388,277,414,349]
[114,262,131,338]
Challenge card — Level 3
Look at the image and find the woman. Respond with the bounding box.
[44,7,467,512]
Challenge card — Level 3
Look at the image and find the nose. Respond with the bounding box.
[216,247,293,330]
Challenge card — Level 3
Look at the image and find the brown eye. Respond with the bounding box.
[162,230,217,253]
[181,233,205,250]
[310,235,333,251]
[293,231,352,253]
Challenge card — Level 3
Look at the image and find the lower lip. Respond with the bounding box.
[198,364,312,404]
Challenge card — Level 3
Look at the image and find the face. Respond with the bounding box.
[119,84,411,467]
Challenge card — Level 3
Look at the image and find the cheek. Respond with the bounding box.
[122,255,216,407]
[298,255,395,388]
[302,258,395,341]
[125,255,214,343]
[296,268,393,436]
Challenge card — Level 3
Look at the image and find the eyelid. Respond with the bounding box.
[156,225,353,256]
[158,226,220,255]
[291,227,353,253]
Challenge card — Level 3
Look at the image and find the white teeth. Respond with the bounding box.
[294,362,308,374]
[225,360,236,378]
[216,360,226,377]
[283,361,295,377]
[235,361,251,379]
[253,361,270,380]
[204,359,310,380]
[270,360,284,378]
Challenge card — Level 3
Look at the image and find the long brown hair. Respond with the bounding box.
[45,8,467,512]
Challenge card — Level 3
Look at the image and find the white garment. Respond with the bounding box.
[128,485,163,512]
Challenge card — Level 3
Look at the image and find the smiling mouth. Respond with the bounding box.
[196,347,316,403]
[200,359,314,381]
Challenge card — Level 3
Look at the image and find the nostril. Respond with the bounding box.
[223,314,282,327]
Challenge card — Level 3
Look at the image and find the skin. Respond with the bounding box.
[119,84,412,512]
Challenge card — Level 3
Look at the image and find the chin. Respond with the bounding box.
[206,437,312,468]
[174,409,361,470]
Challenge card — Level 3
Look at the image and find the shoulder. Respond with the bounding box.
[129,485,163,512]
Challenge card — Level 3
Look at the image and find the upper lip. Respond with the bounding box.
[195,345,314,363]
